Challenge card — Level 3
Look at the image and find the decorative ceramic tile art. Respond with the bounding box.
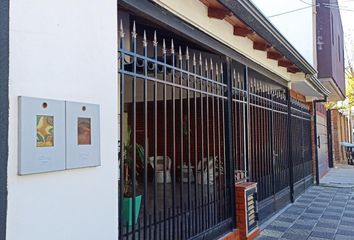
[18,96,101,175]
[18,97,66,175]
[36,115,54,147]
[66,101,100,169]
[77,117,91,145]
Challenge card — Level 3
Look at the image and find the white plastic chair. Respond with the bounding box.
[148,156,172,183]
[196,157,218,185]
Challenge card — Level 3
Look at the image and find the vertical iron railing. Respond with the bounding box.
[290,97,312,189]
[245,72,289,202]
[231,64,247,182]
[118,20,232,240]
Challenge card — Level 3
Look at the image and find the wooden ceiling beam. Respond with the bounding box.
[267,51,282,60]
[253,41,269,51]
[208,7,231,20]
[287,66,300,73]
[201,0,302,74]
[278,59,293,68]
[233,26,253,37]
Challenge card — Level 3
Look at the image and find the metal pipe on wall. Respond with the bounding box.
[327,109,334,168]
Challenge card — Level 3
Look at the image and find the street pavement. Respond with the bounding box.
[256,165,354,240]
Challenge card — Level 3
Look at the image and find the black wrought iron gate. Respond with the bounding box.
[243,69,291,220]
[290,98,313,199]
[118,15,315,239]
[118,20,233,240]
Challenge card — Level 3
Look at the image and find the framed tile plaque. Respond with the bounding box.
[18,96,66,175]
[65,101,100,169]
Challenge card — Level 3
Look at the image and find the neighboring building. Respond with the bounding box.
[0,0,332,240]
[316,0,345,101]
[331,109,351,164]
[316,0,347,169]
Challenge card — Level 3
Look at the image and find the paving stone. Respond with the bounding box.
[332,196,348,199]
[344,209,354,214]
[256,236,279,240]
[287,206,306,212]
[315,221,338,229]
[276,216,296,223]
[301,213,321,220]
[322,211,343,217]
[261,229,283,238]
[335,234,354,240]
[318,218,340,225]
[313,226,337,233]
[285,209,304,215]
[340,220,353,226]
[281,214,299,220]
[293,202,308,206]
[306,195,320,199]
[326,208,342,213]
[305,208,324,214]
[341,216,354,222]
[321,214,341,220]
[282,231,309,240]
[297,199,312,203]
[295,219,317,226]
[270,220,293,228]
[336,229,354,236]
[308,237,331,240]
[291,223,314,230]
[266,224,288,232]
[311,203,328,208]
[337,224,354,231]
[327,206,344,210]
[310,231,335,239]
[287,226,312,235]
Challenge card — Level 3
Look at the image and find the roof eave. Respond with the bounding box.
[217,0,331,96]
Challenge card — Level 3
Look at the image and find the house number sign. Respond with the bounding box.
[246,186,258,234]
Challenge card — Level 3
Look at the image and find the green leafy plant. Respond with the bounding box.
[123,127,145,197]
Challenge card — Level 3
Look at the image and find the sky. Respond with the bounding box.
[251,0,354,69]
[338,0,354,68]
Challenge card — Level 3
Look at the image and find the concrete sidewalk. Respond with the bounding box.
[256,166,354,240]
[321,164,354,188]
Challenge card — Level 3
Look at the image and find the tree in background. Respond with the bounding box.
[325,32,354,111]
[344,31,354,109]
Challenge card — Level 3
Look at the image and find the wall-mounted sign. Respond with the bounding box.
[246,186,258,234]
[18,97,101,175]
[18,96,66,175]
[66,101,100,169]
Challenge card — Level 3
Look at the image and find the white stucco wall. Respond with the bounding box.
[8,1,118,240]
[251,0,316,67]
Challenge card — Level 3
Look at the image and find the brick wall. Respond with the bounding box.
[331,109,351,164]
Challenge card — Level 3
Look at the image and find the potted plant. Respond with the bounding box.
[122,127,145,226]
